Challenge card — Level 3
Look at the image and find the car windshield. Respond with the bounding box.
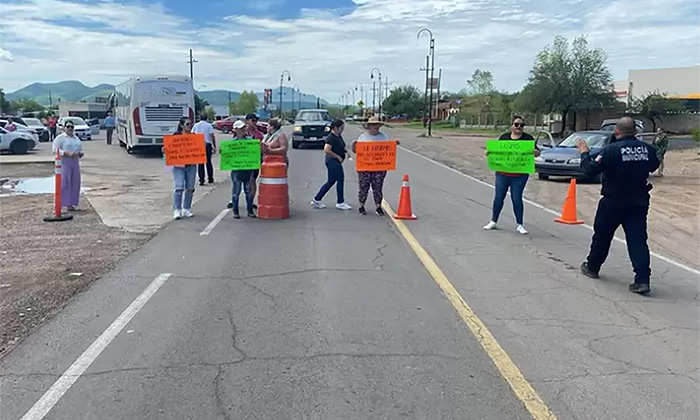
[66,117,87,125]
[24,118,42,126]
[558,132,608,148]
[296,111,330,122]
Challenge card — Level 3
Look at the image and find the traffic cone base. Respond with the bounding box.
[394,174,417,220]
[555,179,584,225]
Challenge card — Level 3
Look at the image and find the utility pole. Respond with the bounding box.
[421,55,429,126]
[279,70,291,119]
[187,49,197,87]
[371,81,376,114]
[436,68,442,121]
[428,37,435,136]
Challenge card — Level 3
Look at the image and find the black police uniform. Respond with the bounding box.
[580,135,660,285]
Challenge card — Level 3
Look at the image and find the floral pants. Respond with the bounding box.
[357,171,387,206]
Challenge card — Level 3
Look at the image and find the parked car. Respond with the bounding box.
[0,120,39,143]
[58,116,92,141]
[535,131,611,182]
[291,109,332,149]
[22,117,50,142]
[214,116,268,135]
[0,126,38,154]
[86,117,100,135]
[0,115,27,126]
[600,118,644,134]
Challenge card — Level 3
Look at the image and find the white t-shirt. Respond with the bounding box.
[52,133,83,156]
[357,132,389,142]
[192,120,215,144]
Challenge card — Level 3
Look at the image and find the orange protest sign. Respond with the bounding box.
[163,134,207,166]
[355,141,397,171]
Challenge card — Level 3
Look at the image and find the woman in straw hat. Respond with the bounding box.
[351,116,398,216]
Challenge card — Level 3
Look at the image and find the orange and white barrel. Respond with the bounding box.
[258,155,289,219]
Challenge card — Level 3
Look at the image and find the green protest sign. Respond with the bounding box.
[486,140,535,173]
[219,140,261,171]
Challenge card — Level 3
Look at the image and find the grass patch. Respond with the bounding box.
[399,121,504,137]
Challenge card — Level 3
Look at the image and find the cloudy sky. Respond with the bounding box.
[1,0,698,101]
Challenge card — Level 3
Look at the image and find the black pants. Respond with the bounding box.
[198,143,214,183]
[314,158,345,204]
[106,127,114,144]
[586,196,651,284]
[49,127,57,140]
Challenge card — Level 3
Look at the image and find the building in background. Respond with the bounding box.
[58,101,109,122]
[614,65,700,105]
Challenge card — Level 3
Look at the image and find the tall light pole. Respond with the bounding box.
[354,84,364,118]
[187,49,198,87]
[279,70,291,119]
[370,68,382,118]
[292,84,300,114]
[417,28,435,136]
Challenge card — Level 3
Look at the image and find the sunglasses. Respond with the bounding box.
[183,122,191,126]
[65,125,75,129]
[513,123,525,128]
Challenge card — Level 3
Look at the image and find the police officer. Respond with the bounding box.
[576,116,660,294]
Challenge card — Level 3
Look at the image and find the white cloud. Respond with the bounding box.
[0,48,14,62]
[1,0,699,100]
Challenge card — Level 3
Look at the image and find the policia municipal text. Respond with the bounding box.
[576,116,660,295]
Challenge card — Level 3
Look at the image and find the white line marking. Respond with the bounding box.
[399,146,700,276]
[200,208,229,236]
[19,273,173,420]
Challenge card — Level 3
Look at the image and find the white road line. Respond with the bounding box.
[200,208,229,236]
[398,146,700,276]
[19,273,173,420]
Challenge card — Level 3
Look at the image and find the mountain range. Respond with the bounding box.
[6,81,328,108]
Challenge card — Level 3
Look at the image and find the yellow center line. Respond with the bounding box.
[382,200,558,420]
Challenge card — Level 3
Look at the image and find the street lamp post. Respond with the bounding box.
[279,70,291,119]
[417,28,435,136]
[292,84,300,115]
[370,68,382,118]
[354,84,364,118]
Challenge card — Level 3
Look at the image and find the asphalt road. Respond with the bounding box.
[1,124,698,420]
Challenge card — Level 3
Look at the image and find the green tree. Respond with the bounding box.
[229,101,239,116]
[629,91,683,131]
[237,91,259,115]
[382,85,423,118]
[204,106,216,122]
[0,89,12,114]
[466,69,495,96]
[194,94,208,115]
[10,98,45,113]
[520,35,614,135]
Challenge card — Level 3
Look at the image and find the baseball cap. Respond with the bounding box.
[245,113,258,121]
[233,120,246,129]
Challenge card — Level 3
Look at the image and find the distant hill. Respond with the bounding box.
[7,81,329,109]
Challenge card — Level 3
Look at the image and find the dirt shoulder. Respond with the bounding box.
[0,191,149,356]
[385,126,699,270]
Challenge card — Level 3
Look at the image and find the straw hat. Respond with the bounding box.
[362,116,384,129]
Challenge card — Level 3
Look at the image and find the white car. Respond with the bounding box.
[23,117,50,142]
[58,116,92,141]
[0,120,40,143]
[0,126,38,154]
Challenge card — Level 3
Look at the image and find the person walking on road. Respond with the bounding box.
[577,116,660,294]
[652,127,669,177]
[225,120,257,219]
[193,114,216,185]
[483,115,539,235]
[261,118,289,165]
[311,119,352,210]
[168,117,197,220]
[352,116,398,216]
[104,111,116,145]
[227,113,265,210]
[52,120,84,211]
[48,115,57,141]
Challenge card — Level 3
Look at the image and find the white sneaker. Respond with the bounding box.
[311,199,327,209]
[173,210,182,220]
[483,221,497,230]
[516,224,528,235]
[336,202,352,211]
[182,209,194,218]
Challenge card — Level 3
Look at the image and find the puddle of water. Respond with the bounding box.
[0,177,91,197]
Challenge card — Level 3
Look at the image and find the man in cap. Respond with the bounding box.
[577,116,660,294]
[223,120,256,218]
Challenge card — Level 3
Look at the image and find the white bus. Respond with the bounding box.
[109,75,194,153]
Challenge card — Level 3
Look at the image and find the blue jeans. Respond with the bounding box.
[172,165,197,210]
[314,158,345,204]
[491,173,528,225]
[231,171,253,212]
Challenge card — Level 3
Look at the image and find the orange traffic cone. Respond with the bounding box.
[555,179,584,225]
[393,174,417,220]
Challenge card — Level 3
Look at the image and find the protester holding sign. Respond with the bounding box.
[311,119,352,211]
[483,115,539,234]
[351,116,399,216]
[221,120,258,219]
[166,118,199,220]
